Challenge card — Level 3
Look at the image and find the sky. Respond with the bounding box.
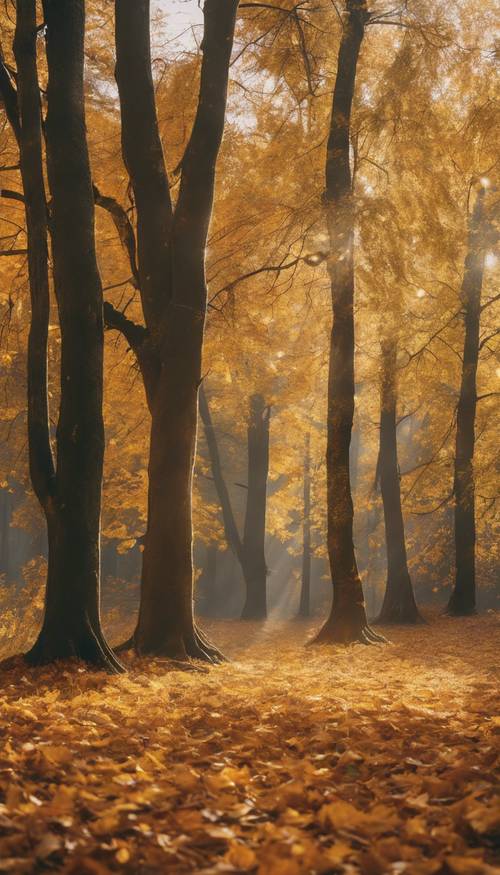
[153,0,204,51]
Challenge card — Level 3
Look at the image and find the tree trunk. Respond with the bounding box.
[114,0,239,659]
[240,395,270,620]
[298,433,312,618]
[313,0,385,645]
[197,542,217,616]
[376,338,422,624]
[21,0,121,670]
[0,489,11,580]
[200,383,270,621]
[447,188,486,616]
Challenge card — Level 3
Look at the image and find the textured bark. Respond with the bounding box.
[376,338,422,624]
[313,0,385,645]
[114,0,238,658]
[21,0,121,670]
[241,395,270,620]
[447,189,486,616]
[298,434,312,618]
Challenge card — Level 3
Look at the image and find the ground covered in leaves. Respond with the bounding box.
[0,613,498,874]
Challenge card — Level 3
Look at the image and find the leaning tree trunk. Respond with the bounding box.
[298,433,312,618]
[114,0,239,659]
[240,394,270,620]
[21,0,121,669]
[376,338,422,623]
[447,188,486,616]
[313,0,384,645]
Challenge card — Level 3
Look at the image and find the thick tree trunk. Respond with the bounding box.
[23,0,121,670]
[447,189,486,616]
[376,338,422,624]
[313,0,384,645]
[240,395,270,620]
[298,433,312,618]
[114,0,238,659]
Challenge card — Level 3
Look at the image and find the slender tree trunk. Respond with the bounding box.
[313,0,385,645]
[200,384,270,621]
[0,489,11,580]
[298,433,312,618]
[448,188,486,616]
[376,338,422,623]
[114,0,239,659]
[197,542,217,616]
[21,0,121,669]
[241,394,270,620]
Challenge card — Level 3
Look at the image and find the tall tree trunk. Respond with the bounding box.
[447,188,486,616]
[18,0,121,670]
[199,383,270,620]
[0,489,11,580]
[298,433,312,618]
[313,0,384,645]
[376,338,422,623]
[197,542,217,616]
[241,394,270,620]
[114,0,239,659]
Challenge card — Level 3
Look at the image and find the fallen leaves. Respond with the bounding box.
[0,613,498,873]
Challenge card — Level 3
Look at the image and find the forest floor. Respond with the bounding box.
[0,612,498,875]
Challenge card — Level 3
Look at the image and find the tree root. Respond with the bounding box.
[309,621,389,647]
[25,616,125,674]
[188,625,227,664]
[115,624,227,665]
[114,636,135,653]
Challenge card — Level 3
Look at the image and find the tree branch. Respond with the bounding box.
[93,183,140,289]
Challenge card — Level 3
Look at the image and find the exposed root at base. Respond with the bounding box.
[25,635,125,674]
[309,623,389,647]
[116,624,227,665]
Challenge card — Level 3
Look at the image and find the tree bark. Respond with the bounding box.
[447,188,486,616]
[313,0,385,645]
[240,394,270,620]
[20,0,121,670]
[298,433,312,617]
[376,338,422,624]
[114,0,238,659]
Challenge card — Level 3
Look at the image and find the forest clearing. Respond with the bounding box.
[0,614,498,875]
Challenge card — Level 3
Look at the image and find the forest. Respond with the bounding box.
[0,0,498,873]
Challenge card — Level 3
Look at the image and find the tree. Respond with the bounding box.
[312,0,385,644]
[298,432,312,618]
[447,186,489,616]
[8,0,121,669]
[199,384,270,620]
[105,0,239,658]
[376,337,422,623]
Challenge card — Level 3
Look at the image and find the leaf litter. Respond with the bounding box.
[0,612,498,874]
